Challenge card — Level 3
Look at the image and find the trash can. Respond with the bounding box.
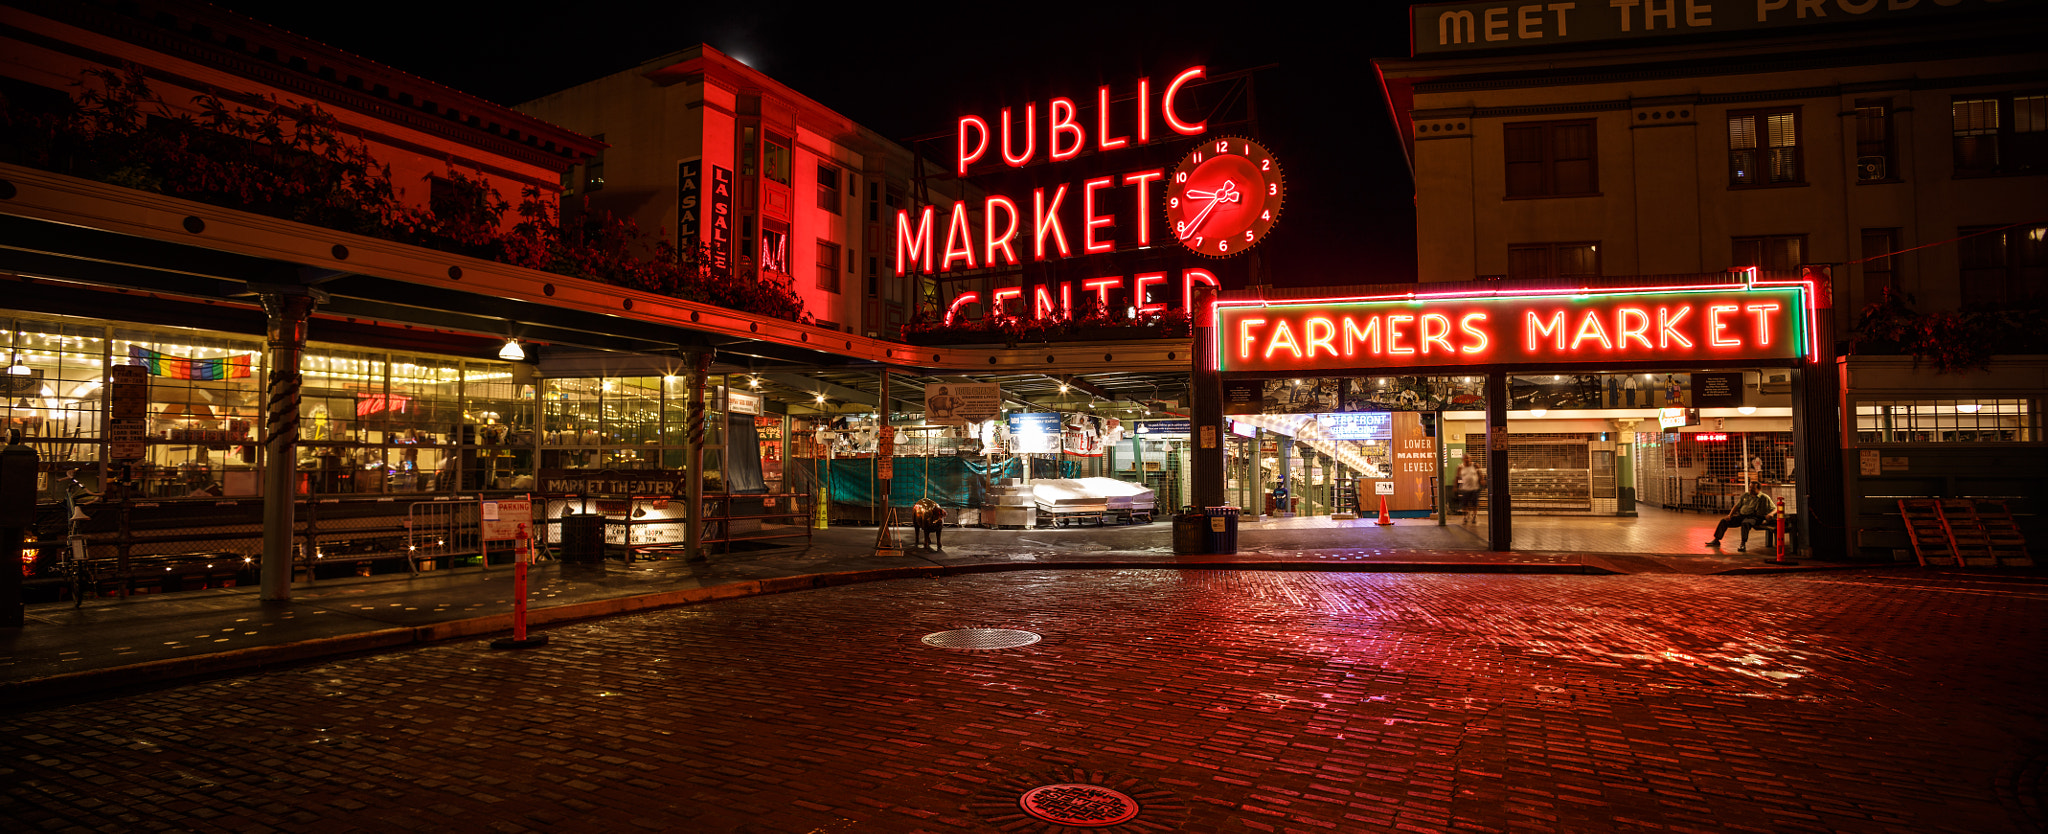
[1203,506,1240,555]
[1172,508,1207,555]
[558,513,606,564]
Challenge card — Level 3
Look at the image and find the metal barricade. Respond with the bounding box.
[406,498,482,574]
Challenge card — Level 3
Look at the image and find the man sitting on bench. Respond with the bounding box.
[1706,482,1774,552]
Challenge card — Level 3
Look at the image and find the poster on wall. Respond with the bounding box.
[1007,412,1061,454]
[1223,380,1264,414]
[926,383,1002,425]
[1262,378,1340,413]
[1690,373,1745,408]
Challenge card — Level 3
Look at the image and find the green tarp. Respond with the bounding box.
[807,457,1078,508]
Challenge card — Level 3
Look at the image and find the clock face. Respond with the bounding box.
[1165,136,1285,258]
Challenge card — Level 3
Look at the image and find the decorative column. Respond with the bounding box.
[1485,370,1512,551]
[258,288,321,601]
[683,347,711,561]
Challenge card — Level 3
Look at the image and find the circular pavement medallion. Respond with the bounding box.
[1017,783,1141,827]
[920,628,1042,650]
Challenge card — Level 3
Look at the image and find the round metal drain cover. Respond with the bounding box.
[921,628,1042,650]
[1018,783,1141,826]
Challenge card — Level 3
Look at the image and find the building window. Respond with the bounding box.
[1728,109,1801,187]
[763,134,790,185]
[1860,228,1901,305]
[1732,234,1807,275]
[760,227,789,275]
[1953,93,2048,177]
[817,164,842,214]
[740,126,757,178]
[867,182,881,222]
[585,134,605,192]
[817,241,841,293]
[1959,223,2047,307]
[1503,120,1596,198]
[1854,99,1898,183]
[560,165,579,196]
[1855,400,2036,444]
[1506,242,1600,281]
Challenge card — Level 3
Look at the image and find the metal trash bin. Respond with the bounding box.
[558,513,606,564]
[1203,506,1240,555]
[1172,508,1208,555]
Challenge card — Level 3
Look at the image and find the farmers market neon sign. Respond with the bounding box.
[1214,279,1813,373]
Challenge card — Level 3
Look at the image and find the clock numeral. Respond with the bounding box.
[1216,139,1229,153]
[1218,239,1230,253]
[1261,210,1272,221]
[1175,171,1187,183]
[1245,230,1254,242]
[1193,236,1204,248]
[1261,158,1271,171]
[1170,196,1179,208]
[1176,221,1187,236]
[1191,151,1203,164]
[1269,184,1279,195]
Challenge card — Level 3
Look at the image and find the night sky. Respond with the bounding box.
[212,1,1421,286]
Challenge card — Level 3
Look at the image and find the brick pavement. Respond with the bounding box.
[4,569,2045,833]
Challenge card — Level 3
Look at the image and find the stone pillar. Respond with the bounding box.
[1188,283,1227,508]
[1485,370,1512,551]
[683,348,711,561]
[259,289,320,601]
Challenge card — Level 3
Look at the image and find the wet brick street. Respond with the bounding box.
[4,569,2046,833]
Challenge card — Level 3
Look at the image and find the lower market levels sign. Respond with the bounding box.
[1215,281,1809,375]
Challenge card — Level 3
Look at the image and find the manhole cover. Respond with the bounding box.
[921,628,1042,650]
[1018,784,1141,826]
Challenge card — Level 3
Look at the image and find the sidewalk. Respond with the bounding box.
[0,521,1872,708]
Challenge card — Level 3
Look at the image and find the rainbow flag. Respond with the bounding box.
[128,345,253,380]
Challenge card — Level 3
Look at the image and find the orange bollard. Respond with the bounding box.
[1772,496,1794,565]
[1375,495,1394,526]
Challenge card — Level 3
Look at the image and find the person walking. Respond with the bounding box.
[1455,459,1483,520]
[1705,481,1773,551]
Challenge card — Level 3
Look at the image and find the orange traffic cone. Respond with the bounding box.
[1375,495,1394,526]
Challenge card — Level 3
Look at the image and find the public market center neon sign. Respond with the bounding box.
[1215,283,1811,374]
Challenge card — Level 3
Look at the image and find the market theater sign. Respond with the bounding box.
[1215,283,1810,373]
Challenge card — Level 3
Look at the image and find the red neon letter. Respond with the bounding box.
[1745,303,1781,346]
[1162,66,1207,136]
[895,205,934,275]
[1571,310,1614,350]
[1305,317,1338,358]
[1343,316,1381,355]
[944,292,979,326]
[940,201,977,271]
[1082,176,1116,254]
[1657,306,1694,349]
[984,196,1019,266]
[1001,104,1035,167]
[1097,85,1128,152]
[1084,276,1123,312]
[1707,304,1740,347]
[1181,268,1217,313]
[1386,314,1416,355]
[1050,97,1083,161]
[1264,319,1303,360]
[1123,169,1162,246]
[1033,186,1070,260]
[1033,284,1071,321]
[958,116,988,176]
[1237,317,1266,360]
[1618,307,1652,351]
[1459,312,1489,354]
[991,287,1023,320]
[1134,272,1168,316]
[1525,310,1566,351]
[1136,78,1151,144]
[1421,313,1455,354]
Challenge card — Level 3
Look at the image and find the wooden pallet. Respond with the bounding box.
[1939,499,2001,567]
[1898,499,1958,567]
[1973,500,2034,567]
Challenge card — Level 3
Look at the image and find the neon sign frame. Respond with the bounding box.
[1213,274,1816,374]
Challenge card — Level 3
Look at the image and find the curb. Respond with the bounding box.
[0,557,1719,708]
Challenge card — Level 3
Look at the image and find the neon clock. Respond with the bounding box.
[1165,136,1284,258]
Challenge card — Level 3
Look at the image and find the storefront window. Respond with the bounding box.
[1855,399,2036,443]
[543,374,721,478]
[7,319,111,496]
[111,326,266,498]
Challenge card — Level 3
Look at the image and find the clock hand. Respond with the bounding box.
[1180,195,1220,240]
[1178,179,1240,240]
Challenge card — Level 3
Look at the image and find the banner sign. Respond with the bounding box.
[1007,412,1062,454]
[677,158,701,254]
[539,468,688,497]
[481,498,531,541]
[1320,412,1392,441]
[1216,283,1807,375]
[708,165,733,272]
[925,383,1002,425]
[1135,419,1191,437]
[1411,0,2011,55]
[128,345,253,380]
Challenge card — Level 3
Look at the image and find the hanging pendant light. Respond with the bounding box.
[498,338,526,361]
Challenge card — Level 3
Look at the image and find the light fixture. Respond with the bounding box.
[814,393,827,403]
[1957,403,1983,413]
[1737,405,1757,415]
[1529,406,1549,418]
[498,338,526,361]
[1059,383,1070,394]
[749,376,762,389]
